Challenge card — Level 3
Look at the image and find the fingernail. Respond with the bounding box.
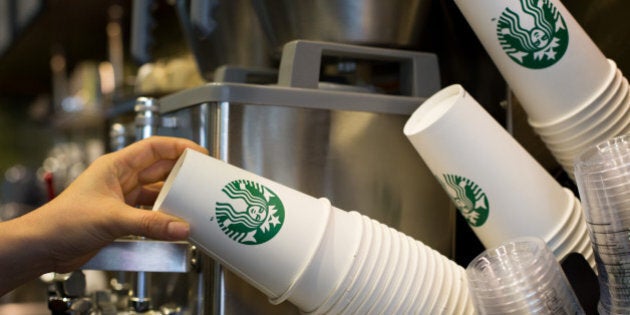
[167,221,190,240]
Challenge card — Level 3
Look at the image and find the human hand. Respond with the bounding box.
[0,136,207,294]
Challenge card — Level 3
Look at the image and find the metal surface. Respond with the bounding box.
[156,41,453,314]
[81,239,191,273]
[174,0,272,81]
[134,96,160,140]
[158,99,455,314]
[251,0,433,51]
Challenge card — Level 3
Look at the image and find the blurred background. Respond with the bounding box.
[0,0,628,314]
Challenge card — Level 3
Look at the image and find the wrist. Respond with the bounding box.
[0,214,54,295]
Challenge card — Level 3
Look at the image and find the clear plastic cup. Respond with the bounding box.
[574,134,630,314]
[466,237,585,315]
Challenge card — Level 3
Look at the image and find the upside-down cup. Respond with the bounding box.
[152,149,362,308]
[454,0,610,125]
[403,84,570,250]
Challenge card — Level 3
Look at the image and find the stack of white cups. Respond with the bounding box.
[454,0,630,178]
[403,84,594,268]
[153,149,476,314]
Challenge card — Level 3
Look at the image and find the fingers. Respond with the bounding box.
[120,136,207,172]
[127,182,163,206]
[116,205,190,241]
[113,137,208,194]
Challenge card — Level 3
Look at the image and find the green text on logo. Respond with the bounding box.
[496,0,568,69]
[439,174,489,227]
[215,180,285,245]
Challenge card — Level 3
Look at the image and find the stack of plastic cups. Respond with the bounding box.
[453,0,630,179]
[153,149,476,314]
[467,237,585,315]
[574,134,630,314]
[403,84,594,268]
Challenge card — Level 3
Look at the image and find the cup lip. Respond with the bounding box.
[574,134,630,176]
[353,224,402,314]
[532,67,623,135]
[395,241,433,314]
[153,148,192,210]
[269,197,334,304]
[381,235,422,314]
[466,236,551,283]
[541,91,630,153]
[528,59,617,128]
[403,84,465,136]
[538,76,628,142]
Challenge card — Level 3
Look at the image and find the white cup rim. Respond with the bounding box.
[527,59,617,128]
[403,84,465,136]
[534,71,625,137]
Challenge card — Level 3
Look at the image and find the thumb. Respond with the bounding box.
[117,206,190,241]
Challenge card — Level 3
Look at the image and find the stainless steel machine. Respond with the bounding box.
[146,40,453,314]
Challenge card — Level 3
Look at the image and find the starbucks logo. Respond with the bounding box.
[215,180,285,245]
[439,174,489,227]
[496,0,568,69]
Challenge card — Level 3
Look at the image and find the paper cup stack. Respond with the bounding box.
[403,84,594,268]
[153,149,475,314]
[454,0,630,178]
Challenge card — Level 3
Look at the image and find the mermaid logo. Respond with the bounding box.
[215,180,285,245]
[439,174,489,227]
[496,0,568,69]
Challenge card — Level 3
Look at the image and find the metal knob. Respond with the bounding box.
[134,96,160,140]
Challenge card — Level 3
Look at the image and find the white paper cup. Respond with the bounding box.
[285,208,363,311]
[381,235,420,314]
[454,0,610,124]
[356,224,400,314]
[542,83,630,150]
[533,64,622,136]
[394,237,432,314]
[153,149,333,300]
[366,229,411,314]
[404,84,570,249]
[322,215,379,315]
[304,212,373,314]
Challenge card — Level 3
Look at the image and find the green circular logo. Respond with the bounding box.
[215,180,285,245]
[496,0,569,69]
[439,174,489,227]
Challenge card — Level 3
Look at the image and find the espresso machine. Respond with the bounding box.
[63,1,455,314]
[128,39,452,314]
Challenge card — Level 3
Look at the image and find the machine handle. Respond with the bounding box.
[277,40,441,97]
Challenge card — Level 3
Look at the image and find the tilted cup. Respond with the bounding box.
[404,84,571,251]
[153,149,338,302]
[454,0,610,125]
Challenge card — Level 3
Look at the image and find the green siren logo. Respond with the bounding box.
[496,0,568,69]
[440,174,489,227]
[215,180,285,245]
